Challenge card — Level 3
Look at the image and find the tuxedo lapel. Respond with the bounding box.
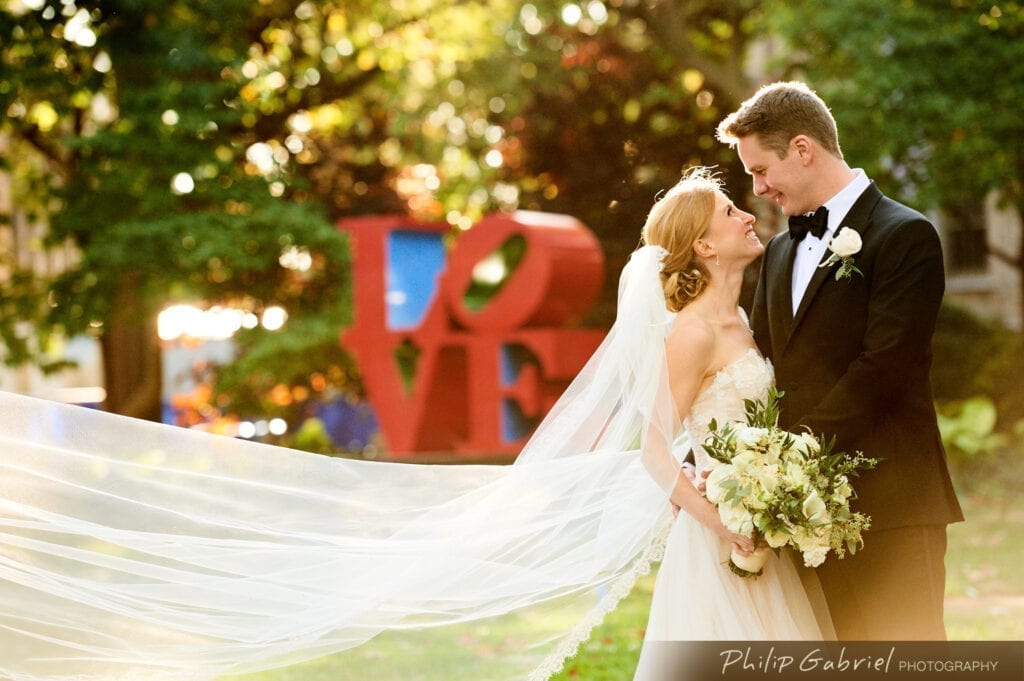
[769,235,799,357]
[789,183,884,337]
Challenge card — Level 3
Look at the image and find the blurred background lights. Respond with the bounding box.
[261,306,288,331]
[485,125,504,144]
[279,246,313,271]
[265,72,287,90]
[484,149,503,168]
[284,134,304,154]
[158,305,245,341]
[246,142,275,174]
[64,9,97,47]
[268,418,288,436]
[561,4,583,25]
[588,1,608,23]
[171,172,195,194]
[93,51,112,73]
[471,253,507,286]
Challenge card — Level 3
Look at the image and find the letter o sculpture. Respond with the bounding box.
[443,211,604,332]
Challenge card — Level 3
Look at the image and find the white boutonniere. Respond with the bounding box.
[819,227,863,281]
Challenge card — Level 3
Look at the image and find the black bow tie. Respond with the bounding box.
[788,206,829,241]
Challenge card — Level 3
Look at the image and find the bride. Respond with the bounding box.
[0,169,825,681]
[632,169,830,678]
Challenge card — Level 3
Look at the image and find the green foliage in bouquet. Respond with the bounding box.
[703,387,879,576]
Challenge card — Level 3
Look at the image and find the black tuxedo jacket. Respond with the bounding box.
[750,183,963,532]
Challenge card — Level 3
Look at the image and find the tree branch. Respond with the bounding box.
[241,0,477,140]
[247,65,383,140]
[621,1,752,101]
[17,126,70,179]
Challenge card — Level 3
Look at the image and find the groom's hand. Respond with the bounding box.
[685,465,710,495]
[695,468,710,494]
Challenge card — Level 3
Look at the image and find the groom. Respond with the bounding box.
[716,81,963,640]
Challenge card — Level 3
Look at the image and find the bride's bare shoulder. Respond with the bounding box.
[666,310,716,361]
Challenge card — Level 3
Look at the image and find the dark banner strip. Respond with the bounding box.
[636,641,1024,681]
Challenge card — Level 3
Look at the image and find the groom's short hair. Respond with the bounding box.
[716,81,843,160]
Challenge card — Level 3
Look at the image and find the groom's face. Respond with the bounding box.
[736,135,815,217]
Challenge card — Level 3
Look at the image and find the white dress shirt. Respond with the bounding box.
[791,169,872,315]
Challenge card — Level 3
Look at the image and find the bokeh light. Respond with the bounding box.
[261,306,288,331]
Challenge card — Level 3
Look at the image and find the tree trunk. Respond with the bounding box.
[1017,202,1024,333]
[101,284,163,421]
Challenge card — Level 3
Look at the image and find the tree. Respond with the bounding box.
[771,0,1024,327]
[457,0,771,322]
[0,0,512,421]
[0,1,354,419]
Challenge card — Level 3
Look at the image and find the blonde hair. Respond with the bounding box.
[716,81,843,159]
[640,168,720,312]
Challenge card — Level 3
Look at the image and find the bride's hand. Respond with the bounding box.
[729,534,756,556]
[705,508,755,554]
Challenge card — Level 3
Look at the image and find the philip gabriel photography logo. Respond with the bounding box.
[720,645,896,674]
[705,642,1021,680]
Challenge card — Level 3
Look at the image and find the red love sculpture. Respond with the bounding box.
[339,212,605,460]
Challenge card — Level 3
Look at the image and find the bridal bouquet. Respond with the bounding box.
[702,388,878,578]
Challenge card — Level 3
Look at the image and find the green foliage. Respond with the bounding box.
[770,0,1024,210]
[743,386,785,429]
[0,1,361,407]
[2,0,785,415]
[933,303,1024,430]
[1,0,547,413]
[288,417,335,455]
[937,396,1007,464]
[465,0,768,324]
[769,0,1024,327]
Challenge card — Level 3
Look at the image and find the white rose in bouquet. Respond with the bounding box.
[763,524,793,549]
[735,426,770,451]
[718,502,755,536]
[782,459,810,490]
[801,543,830,568]
[730,450,760,477]
[704,463,734,505]
[753,463,780,495]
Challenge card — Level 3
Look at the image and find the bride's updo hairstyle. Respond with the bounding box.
[640,167,721,312]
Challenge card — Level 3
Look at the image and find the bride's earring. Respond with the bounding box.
[715,254,721,267]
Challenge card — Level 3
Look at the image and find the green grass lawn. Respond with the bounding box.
[227,454,1024,680]
[944,455,1024,640]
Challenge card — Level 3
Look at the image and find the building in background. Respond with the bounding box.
[0,136,104,406]
[937,193,1022,331]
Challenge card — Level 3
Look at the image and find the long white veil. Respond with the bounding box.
[0,246,687,681]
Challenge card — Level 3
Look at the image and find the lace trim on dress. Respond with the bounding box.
[527,516,673,681]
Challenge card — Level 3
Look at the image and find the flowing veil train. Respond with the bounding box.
[0,246,689,681]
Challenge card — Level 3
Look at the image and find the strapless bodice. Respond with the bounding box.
[684,347,774,471]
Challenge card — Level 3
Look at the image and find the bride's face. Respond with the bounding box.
[701,190,763,266]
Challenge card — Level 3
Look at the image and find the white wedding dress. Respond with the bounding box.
[634,348,827,677]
